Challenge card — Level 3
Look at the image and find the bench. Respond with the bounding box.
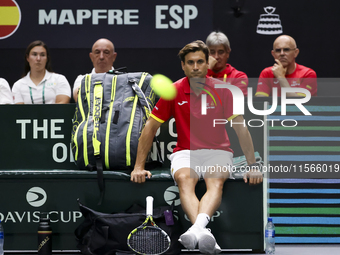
[0,104,266,252]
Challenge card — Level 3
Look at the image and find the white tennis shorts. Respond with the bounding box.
[169,149,234,179]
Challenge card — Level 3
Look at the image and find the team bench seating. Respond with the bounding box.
[0,161,265,252]
[0,104,265,252]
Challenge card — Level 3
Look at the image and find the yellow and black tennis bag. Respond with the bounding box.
[71,71,162,201]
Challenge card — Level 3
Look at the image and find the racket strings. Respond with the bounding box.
[130,227,170,254]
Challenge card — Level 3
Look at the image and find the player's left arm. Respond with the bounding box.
[232,115,263,185]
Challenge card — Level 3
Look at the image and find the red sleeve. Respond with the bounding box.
[255,68,272,97]
[231,71,248,96]
[300,69,317,96]
[150,98,173,123]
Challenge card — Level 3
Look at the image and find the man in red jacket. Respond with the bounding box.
[206,31,248,95]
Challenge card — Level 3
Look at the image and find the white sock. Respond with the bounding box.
[193,213,210,229]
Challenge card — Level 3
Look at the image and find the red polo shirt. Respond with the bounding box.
[255,63,317,96]
[207,64,248,95]
[150,76,237,153]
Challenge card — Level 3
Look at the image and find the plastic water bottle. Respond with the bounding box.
[265,217,275,254]
[0,220,4,255]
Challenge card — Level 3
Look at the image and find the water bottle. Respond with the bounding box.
[265,217,275,254]
[38,213,52,255]
[0,220,4,255]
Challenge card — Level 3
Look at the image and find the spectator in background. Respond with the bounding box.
[255,35,317,97]
[73,38,117,101]
[12,40,71,104]
[206,31,248,95]
[0,78,13,104]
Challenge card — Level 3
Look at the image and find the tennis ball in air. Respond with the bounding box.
[151,74,177,100]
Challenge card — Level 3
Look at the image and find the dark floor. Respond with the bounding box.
[5,245,340,255]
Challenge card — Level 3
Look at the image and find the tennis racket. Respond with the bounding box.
[127,196,171,255]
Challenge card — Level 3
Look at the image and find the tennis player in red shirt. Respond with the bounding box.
[131,40,262,254]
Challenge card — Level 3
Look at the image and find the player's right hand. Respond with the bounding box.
[130,168,152,183]
[243,168,263,185]
[272,59,287,78]
[208,56,218,69]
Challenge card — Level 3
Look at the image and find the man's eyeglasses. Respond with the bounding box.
[274,48,296,54]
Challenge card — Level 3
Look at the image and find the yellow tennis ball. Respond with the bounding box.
[151,74,177,100]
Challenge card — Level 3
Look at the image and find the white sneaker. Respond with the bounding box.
[197,228,216,254]
[178,226,199,250]
[213,242,222,254]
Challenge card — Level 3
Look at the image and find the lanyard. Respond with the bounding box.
[29,81,46,104]
[210,74,228,82]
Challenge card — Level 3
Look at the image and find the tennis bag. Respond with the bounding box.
[75,200,183,255]
[71,71,158,171]
[71,71,162,203]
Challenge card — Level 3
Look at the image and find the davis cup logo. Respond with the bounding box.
[26,187,47,207]
[0,0,21,39]
[164,186,181,206]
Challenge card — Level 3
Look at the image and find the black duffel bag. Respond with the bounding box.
[75,200,183,255]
